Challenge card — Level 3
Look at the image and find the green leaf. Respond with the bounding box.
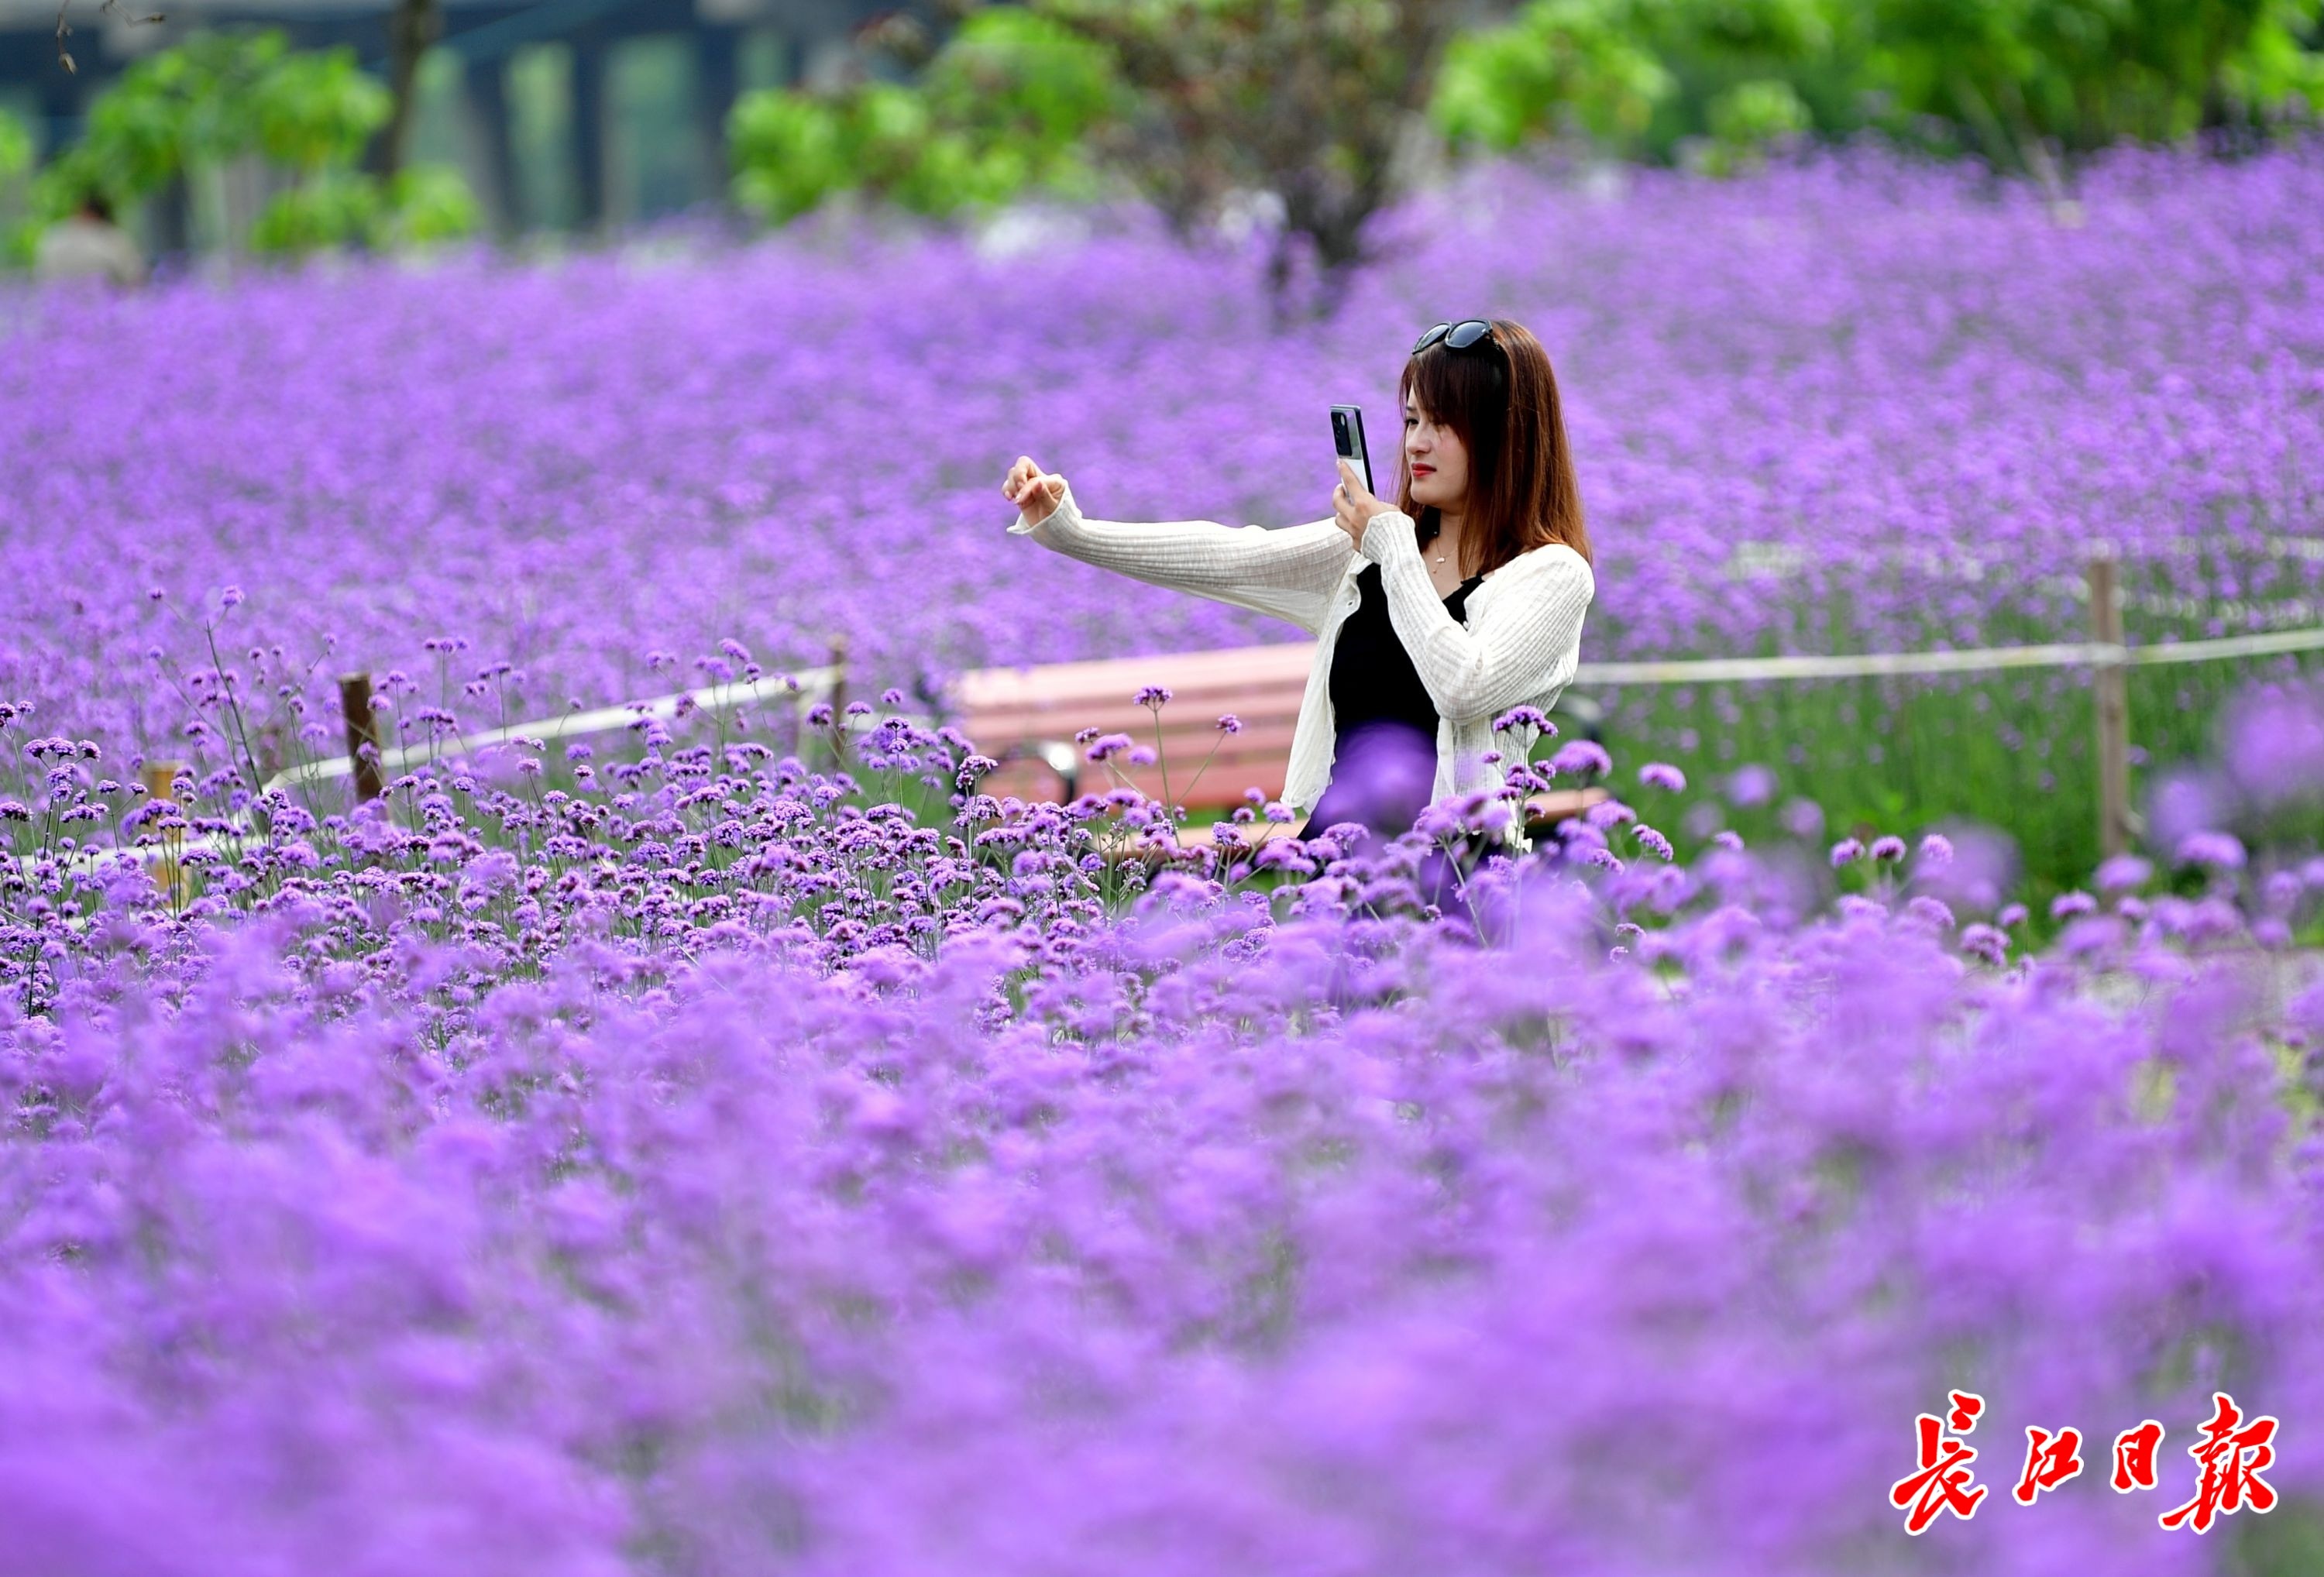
[251,46,393,171]
[0,106,30,182]
[1432,0,1678,152]
[381,163,482,246]
[249,170,383,255]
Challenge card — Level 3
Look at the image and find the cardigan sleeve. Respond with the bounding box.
[1008,480,1355,635]
[1358,509,1593,723]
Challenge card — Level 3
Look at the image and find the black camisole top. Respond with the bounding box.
[1293,555,1483,841]
[1329,560,1482,737]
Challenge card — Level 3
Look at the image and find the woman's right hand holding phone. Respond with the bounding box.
[1003,455,1066,528]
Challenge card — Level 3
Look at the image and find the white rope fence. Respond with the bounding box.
[2116,624,2324,668]
[1576,640,2119,685]
[257,666,845,796]
[1572,624,2324,686]
[15,606,2324,879]
[13,665,845,878]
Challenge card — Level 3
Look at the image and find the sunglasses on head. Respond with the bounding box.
[1412,319,1496,356]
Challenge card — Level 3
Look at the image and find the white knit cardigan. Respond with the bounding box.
[1008,482,1594,840]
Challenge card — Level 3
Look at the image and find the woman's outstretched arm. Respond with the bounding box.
[1006,464,1353,636]
[1359,510,1594,722]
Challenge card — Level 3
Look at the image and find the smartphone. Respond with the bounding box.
[1330,405,1373,495]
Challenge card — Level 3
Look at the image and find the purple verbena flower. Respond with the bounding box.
[2050,890,2098,919]
[1959,922,2009,964]
[2174,830,2247,871]
[1550,740,1613,779]
[1903,895,1956,930]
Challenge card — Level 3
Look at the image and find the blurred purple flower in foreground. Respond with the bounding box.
[0,138,2319,1576]
[2224,680,2324,806]
[1726,764,1778,808]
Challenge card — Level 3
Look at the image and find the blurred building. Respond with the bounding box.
[0,0,937,235]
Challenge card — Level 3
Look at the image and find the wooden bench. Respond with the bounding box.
[953,640,1605,835]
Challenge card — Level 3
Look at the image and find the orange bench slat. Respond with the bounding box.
[951,641,1591,818]
[957,641,1317,712]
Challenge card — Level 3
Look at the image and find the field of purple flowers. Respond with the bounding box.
[4,139,2324,1574]
[5,678,2324,1572]
[3,139,2322,882]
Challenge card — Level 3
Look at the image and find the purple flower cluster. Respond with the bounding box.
[4,644,2324,1570]
[3,144,2319,789]
[3,710,2323,1570]
[4,139,2324,1570]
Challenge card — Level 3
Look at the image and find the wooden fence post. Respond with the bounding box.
[823,634,851,771]
[339,672,384,802]
[2086,551,2132,861]
[826,634,850,717]
[139,759,186,902]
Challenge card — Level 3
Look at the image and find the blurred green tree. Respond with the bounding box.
[0,105,31,182]
[0,105,29,267]
[1433,0,1679,153]
[734,0,1473,321]
[1866,0,2324,187]
[727,0,2322,292]
[1436,0,1859,167]
[250,44,394,174]
[730,9,1119,225]
[1022,0,1470,317]
[10,29,480,263]
[377,163,485,246]
[0,108,35,268]
[1443,0,2322,180]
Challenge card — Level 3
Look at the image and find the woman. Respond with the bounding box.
[1001,317,1593,850]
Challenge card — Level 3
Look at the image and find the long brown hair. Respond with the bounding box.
[1395,318,1590,578]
